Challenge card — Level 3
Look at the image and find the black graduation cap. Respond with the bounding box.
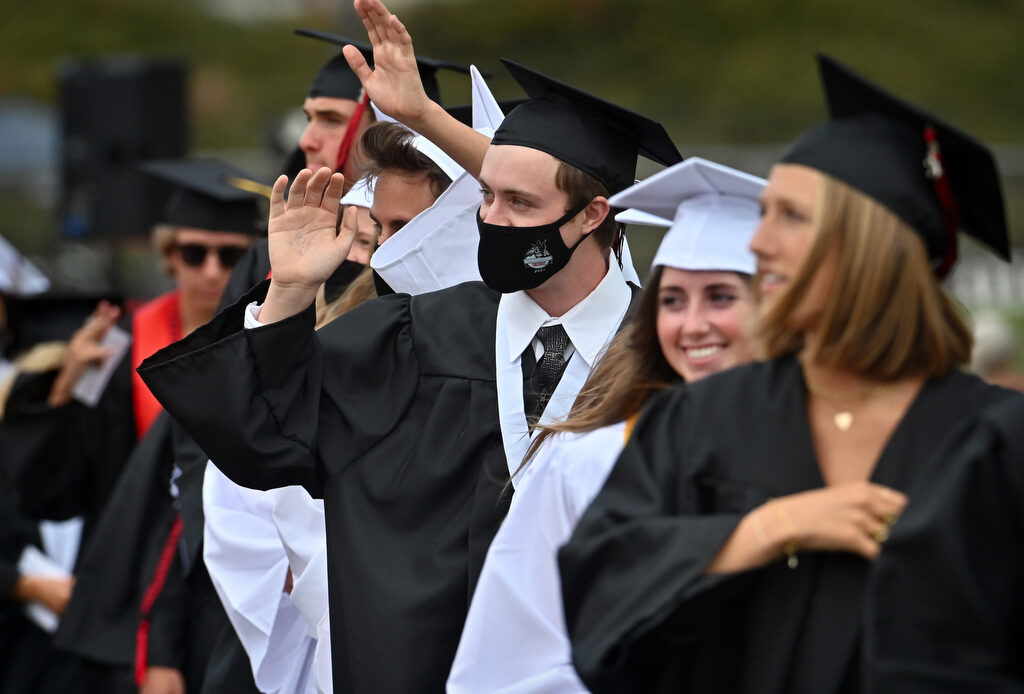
[780,54,1010,270]
[490,59,683,195]
[295,28,475,105]
[139,158,266,235]
[444,98,527,127]
[5,293,123,355]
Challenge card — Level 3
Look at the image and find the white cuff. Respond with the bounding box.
[244,301,266,329]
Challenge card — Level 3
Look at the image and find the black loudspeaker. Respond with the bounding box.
[59,57,188,238]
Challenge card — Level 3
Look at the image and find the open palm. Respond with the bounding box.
[268,167,355,289]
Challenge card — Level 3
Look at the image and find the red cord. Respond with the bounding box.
[135,515,184,685]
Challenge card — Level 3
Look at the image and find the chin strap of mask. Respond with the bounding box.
[335,89,372,174]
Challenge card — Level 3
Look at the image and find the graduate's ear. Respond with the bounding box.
[581,196,611,234]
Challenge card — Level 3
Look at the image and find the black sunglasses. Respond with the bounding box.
[177,243,248,269]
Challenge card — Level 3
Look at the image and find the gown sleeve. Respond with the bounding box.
[867,394,1024,693]
[557,387,760,694]
[137,280,421,498]
[202,463,311,693]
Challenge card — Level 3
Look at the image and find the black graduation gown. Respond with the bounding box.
[558,356,1017,694]
[138,278,515,694]
[866,395,1024,693]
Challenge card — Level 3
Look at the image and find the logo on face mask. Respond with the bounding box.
[523,240,554,272]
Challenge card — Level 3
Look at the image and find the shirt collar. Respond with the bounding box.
[502,255,631,366]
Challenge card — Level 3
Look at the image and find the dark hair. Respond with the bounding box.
[554,160,618,249]
[359,121,452,199]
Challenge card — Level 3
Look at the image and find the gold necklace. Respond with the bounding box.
[804,378,895,432]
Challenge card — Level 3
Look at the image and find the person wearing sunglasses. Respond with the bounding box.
[2,158,263,694]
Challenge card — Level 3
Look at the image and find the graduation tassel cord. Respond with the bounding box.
[135,515,184,686]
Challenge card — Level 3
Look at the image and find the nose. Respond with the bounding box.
[480,200,506,226]
[299,121,318,154]
[748,215,774,260]
[682,302,709,338]
[202,249,226,278]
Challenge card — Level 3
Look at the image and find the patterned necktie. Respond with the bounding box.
[522,324,570,425]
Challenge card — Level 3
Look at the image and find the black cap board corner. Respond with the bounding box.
[295,28,480,105]
[491,59,683,195]
[139,158,265,235]
[780,53,1009,266]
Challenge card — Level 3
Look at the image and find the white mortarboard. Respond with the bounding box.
[340,175,374,209]
[0,234,50,296]
[609,157,764,275]
[614,208,672,228]
[369,67,508,295]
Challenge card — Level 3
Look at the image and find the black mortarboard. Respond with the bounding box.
[139,158,265,235]
[780,54,1010,270]
[490,59,683,195]
[296,28,475,105]
[5,293,122,354]
[445,98,527,127]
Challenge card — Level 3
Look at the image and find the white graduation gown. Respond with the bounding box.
[447,422,628,694]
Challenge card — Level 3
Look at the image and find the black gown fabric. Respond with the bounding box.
[866,395,1024,693]
[138,278,519,693]
[558,356,1018,694]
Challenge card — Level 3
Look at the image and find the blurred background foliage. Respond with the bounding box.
[1,0,1022,327]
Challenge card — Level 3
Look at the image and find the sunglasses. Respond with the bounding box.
[176,243,248,269]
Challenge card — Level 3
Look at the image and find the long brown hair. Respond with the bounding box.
[315,266,377,328]
[756,172,972,380]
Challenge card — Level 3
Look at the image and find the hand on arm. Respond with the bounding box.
[260,168,356,324]
[47,300,121,407]
[12,574,75,614]
[706,482,908,574]
[347,0,491,177]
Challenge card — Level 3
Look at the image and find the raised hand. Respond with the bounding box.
[345,0,432,123]
[48,300,122,406]
[260,168,357,324]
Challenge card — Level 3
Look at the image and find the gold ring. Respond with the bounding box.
[873,526,890,543]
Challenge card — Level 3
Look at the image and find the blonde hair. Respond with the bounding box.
[756,172,972,380]
[314,266,377,329]
[151,224,179,276]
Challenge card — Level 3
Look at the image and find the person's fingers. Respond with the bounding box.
[863,484,908,521]
[357,0,387,48]
[287,169,312,209]
[304,168,333,208]
[337,203,359,244]
[389,12,413,51]
[270,174,289,218]
[343,44,372,85]
[323,173,346,219]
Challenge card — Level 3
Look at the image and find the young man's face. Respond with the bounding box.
[477,144,580,247]
[299,96,374,184]
[168,228,252,317]
[369,171,438,244]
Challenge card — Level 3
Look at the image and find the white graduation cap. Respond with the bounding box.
[370,65,510,295]
[609,157,764,275]
[0,234,50,296]
[614,208,672,228]
[340,174,374,209]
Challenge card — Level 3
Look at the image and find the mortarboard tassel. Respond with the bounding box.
[923,125,960,279]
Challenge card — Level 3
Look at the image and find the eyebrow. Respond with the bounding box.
[477,177,543,205]
[368,211,408,228]
[304,107,348,119]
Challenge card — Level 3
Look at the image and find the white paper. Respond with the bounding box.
[72,324,131,407]
[16,545,72,634]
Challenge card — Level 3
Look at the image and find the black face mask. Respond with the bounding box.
[323,260,367,304]
[371,270,396,297]
[476,201,590,294]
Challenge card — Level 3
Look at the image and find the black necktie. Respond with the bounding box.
[522,324,570,426]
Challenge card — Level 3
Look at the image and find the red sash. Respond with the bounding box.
[131,291,182,439]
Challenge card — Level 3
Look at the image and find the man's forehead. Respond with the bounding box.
[480,144,561,189]
[303,95,359,114]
